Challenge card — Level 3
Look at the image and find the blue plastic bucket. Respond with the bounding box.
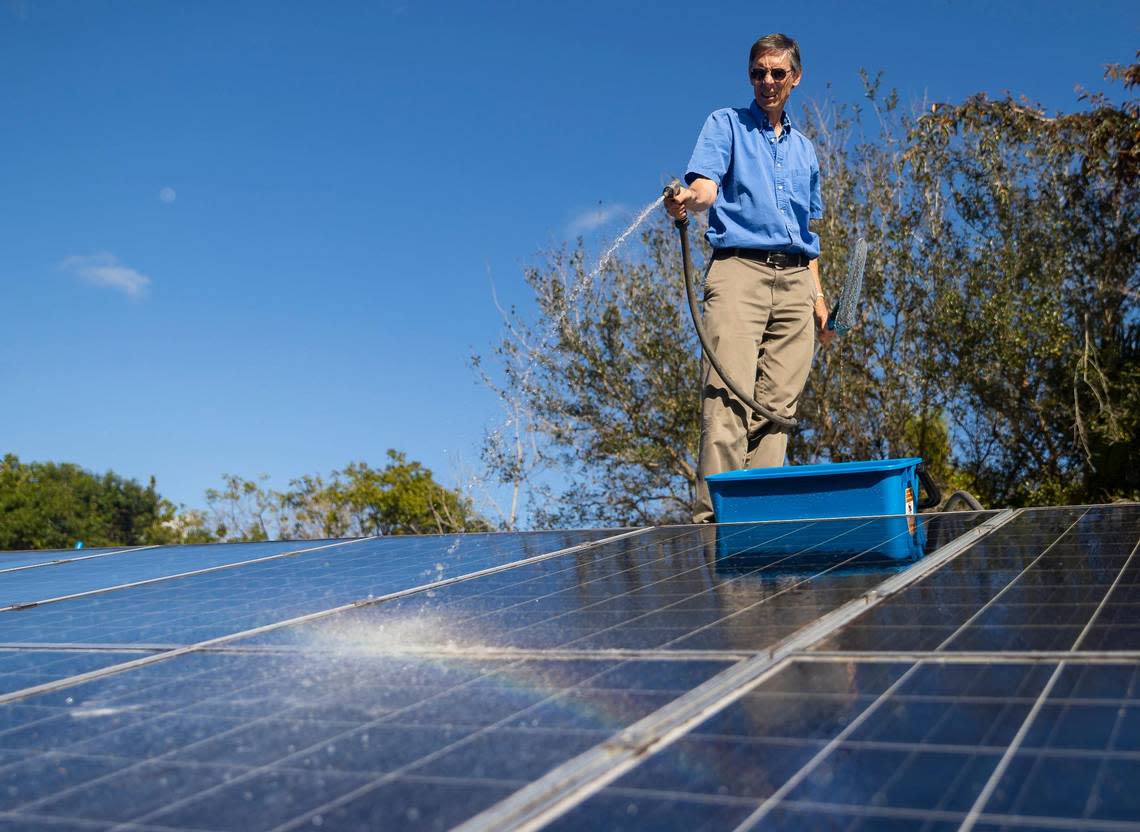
[706,458,927,561]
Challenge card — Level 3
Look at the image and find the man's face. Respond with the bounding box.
[749,50,800,115]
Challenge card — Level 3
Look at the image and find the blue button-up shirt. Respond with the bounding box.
[685,102,822,258]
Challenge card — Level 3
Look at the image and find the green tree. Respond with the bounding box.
[0,453,198,549]
[324,452,491,537]
[203,474,281,542]
[904,57,1139,504]
[203,451,490,541]
[0,449,485,549]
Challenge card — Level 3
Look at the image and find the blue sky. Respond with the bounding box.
[3,0,1136,517]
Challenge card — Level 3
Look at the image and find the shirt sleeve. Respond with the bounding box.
[685,110,733,187]
[809,147,823,219]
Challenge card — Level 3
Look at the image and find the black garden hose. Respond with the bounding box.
[941,490,985,512]
[665,182,984,516]
[915,464,942,510]
[666,183,796,430]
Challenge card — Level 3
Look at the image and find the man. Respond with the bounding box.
[665,33,831,523]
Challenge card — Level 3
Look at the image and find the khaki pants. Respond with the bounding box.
[693,256,816,523]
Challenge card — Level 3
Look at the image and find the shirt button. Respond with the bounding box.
[778,185,784,190]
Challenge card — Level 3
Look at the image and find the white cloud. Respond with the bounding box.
[159,187,177,203]
[60,253,153,299]
[567,204,630,236]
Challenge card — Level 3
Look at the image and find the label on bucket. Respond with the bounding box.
[905,485,917,534]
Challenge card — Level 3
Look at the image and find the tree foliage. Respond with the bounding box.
[204,450,490,541]
[902,62,1139,504]
[0,453,195,549]
[477,59,1139,525]
[0,450,487,549]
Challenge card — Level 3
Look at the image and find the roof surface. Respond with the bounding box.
[0,505,1137,830]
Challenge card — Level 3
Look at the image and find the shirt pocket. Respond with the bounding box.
[787,167,812,214]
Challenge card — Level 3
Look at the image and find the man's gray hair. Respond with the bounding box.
[748,33,801,76]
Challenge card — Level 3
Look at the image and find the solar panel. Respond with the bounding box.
[236,516,989,654]
[549,658,1140,830]
[0,545,146,573]
[523,505,1140,832]
[0,505,1134,830]
[0,529,624,647]
[812,505,1140,652]
[0,539,342,608]
[0,650,734,829]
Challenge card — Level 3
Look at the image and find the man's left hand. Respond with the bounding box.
[814,297,834,345]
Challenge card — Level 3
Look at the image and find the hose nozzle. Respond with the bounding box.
[663,178,687,228]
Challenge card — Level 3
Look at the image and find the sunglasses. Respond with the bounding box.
[750,67,790,82]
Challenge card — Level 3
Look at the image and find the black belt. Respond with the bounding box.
[713,248,810,268]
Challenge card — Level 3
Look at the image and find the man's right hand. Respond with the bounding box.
[664,187,692,221]
[665,177,717,221]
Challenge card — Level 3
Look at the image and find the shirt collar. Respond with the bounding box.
[749,100,793,133]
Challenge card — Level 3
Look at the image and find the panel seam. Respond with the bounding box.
[0,545,156,576]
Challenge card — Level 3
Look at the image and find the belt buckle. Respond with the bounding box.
[766,251,788,269]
